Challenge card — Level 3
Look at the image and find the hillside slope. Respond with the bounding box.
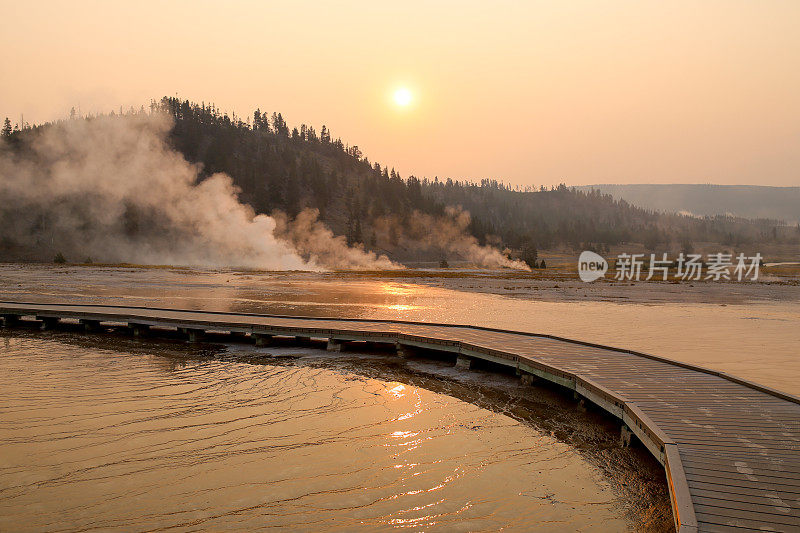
[578,184,800,223]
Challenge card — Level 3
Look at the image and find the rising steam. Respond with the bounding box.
[273,208,399,269]
[0,111,525,271]
[374,207,531,271]
[0,112,398,270]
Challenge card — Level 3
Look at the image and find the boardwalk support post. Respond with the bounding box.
[573,391,587,410]
[253,333,273,347]
[395,342,416,358]
[1,314,20,327]
[326,339,343,352]
[620,425,633,447]
[130,323,150,337]
[519,372,537,385]
[184,328,204,343]
[228,331,248,343]
[80,319,102,332]
[455,355,474,369]
[38,316,60,330]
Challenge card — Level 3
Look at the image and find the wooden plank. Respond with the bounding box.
[637,403,800,412]
[694,504,800,527]
[688,480,800,501]
[685,463,800,482]
[673,437,798,450]
[691,488,800,511]
[696,520,787,532]
[660,430,800,442]
[656,421,800,432]
[669,435,800,447]
[685,472,800,493]
[679,449,800,466]
[682,457,800,475]
[652,419,800,431]
[685,465,800,485]
[665,443,698,531]
[694,494,799,515]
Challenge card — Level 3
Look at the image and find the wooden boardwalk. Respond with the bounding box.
[2,301,799,532]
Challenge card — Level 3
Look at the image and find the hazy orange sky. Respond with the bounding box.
[2,1,799,187]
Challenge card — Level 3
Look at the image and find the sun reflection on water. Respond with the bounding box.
[390,430,419,439]
[379,283,417,296]
[385,304,417,311]
[386,383,407,398]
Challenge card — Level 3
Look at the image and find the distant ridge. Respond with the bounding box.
[577,184,800,223]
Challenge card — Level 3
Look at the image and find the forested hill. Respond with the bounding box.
[577,184,800,223]
[4,97,797,261]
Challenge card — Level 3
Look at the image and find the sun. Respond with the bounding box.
[393,87,412,107]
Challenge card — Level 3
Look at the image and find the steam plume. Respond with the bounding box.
[273,208,400,269]
[0,112,396,270]
[374,207,531,271]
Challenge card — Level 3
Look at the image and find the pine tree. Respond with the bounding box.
[346,214,355,246]
[285,168,299,217]
[1,117,11,139]
[353,216,362,244]
[521,243,538,269]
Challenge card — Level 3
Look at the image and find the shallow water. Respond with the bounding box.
[2,264,798,395]
[0,332,667,531]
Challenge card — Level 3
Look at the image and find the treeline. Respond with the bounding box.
[158,97,440,249]
[423,179,797,251]
[4,97,797,260]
